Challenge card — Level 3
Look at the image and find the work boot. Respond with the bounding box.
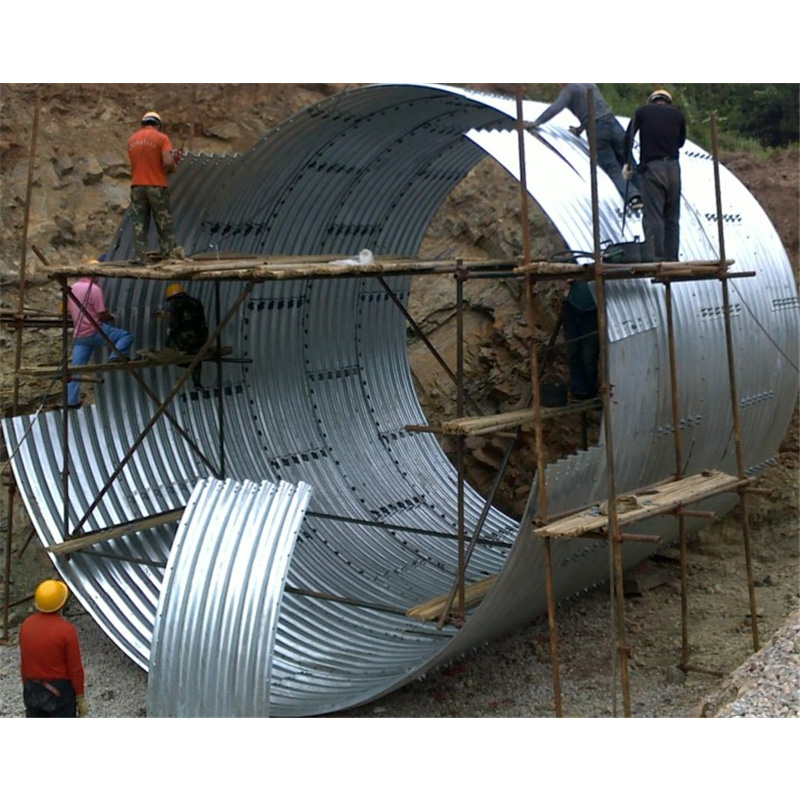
[626,196,643,213]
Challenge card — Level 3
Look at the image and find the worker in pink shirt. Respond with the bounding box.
[66,276,133,408]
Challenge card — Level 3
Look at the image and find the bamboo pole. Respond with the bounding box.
[433,311,566,630]
[377,274,484,417]
[455,268,466,615]
[712,114,759,652]
[515,85,564,717]
[588,89,631,718]
[3,90,42,643]
[62,283,220,476]
[664,281,691,668]
[69,281,255,537]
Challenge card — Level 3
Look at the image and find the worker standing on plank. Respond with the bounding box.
[623,89,687,262]
[19,580,87,718]
[163,283,209,388]
[127,111,184,265]
[66,275,133,408]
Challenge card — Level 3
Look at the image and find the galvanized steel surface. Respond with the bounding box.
[3,84,797,716]
[147,479,313,717]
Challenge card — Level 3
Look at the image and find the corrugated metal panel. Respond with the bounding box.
[147,478,312,717]
[3,84,797,716]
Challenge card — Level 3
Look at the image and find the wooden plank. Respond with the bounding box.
[406,574,498,620]
[18,346,234,377]
[533,471,747,539]
[441,398,600,436]
[47,508,185,555]
[46,256,518,282]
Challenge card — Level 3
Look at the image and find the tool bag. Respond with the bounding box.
[601,237,642,264]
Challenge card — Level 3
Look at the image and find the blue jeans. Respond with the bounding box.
[68,324,133,406]
[595,116,641,203]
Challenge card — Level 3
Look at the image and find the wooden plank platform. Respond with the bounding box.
[406,574,497,621]
[17,346,233,378]
[440,398,601,436]
[533,470,747,539]
[46,256,519,282]
[514,258,734,280]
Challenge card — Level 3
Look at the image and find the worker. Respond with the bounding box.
[66,275,133,408]
[527,84,643,213]
[19,579,87,718]
[562,280,599,402]
[623,89,687,262]
[127,110,184,265]
[163,283,209,388]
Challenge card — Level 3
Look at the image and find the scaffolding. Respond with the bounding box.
[407,88,762,716]
[1,85,765,718]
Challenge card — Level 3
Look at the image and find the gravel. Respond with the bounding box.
[2,583,797,719]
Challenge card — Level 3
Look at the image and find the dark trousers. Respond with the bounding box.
[641,160,682,262]
[130,185,177,260]
[563,305,599,399]
[595,117,641,203]
[23,678,76,718]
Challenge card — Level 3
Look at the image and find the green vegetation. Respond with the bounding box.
[528,83,799,153]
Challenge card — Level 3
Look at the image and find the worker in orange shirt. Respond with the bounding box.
[19,579,87,717]
[127,110,183,265]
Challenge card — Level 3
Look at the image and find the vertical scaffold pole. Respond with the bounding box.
[711,114,760,652]
[664,282,691,667]
[455,263,466,615]
[515,86,563,716]
[587,88,631,717]
[3,89,42,643]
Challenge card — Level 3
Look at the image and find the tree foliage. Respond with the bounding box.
[528,83,799,151]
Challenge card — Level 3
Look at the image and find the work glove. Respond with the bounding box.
[622,164,634,181]
[568,125,582,137]
[77,695,88,718]
[172,148,185,167]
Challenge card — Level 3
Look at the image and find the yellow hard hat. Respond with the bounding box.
[165,283,184,299]
[34,579,69,613]
[142,111,163,128]
[648,89,673,104]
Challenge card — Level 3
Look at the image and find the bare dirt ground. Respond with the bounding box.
[0,84,797,718]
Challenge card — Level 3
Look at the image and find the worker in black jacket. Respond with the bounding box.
[163,283,209,388]
[623,89,687,262]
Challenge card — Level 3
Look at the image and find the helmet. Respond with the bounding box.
[648,89,673,104]
[141,111,163,128]
[165,283,184,299]
[34,579,69,613]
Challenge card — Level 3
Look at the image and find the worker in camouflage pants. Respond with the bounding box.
[127,111,182,263]
[130,186,177,262]
[164,283,209,388]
